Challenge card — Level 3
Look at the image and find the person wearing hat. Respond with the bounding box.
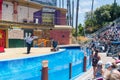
[95,60,104,80]
[104,62,120,80]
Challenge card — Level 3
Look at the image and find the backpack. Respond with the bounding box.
[92,56,99,66]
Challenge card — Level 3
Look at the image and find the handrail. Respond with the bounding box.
[110,47,120,60]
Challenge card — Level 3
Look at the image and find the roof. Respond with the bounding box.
[4,0,67,12]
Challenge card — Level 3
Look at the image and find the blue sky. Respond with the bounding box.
[57,0,120,26]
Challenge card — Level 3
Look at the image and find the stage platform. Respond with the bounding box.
[0,47,51,60]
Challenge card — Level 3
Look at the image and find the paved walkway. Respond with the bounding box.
[75,52,115,80]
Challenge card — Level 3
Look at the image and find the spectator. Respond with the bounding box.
[104,62,120,80]
[107,72,120,80]
[95,60,104,80]
[92,50,101,78]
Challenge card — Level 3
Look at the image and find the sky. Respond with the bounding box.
[57,0,120,27]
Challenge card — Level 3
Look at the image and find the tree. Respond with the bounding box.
[84,3,120,33]
[84,12,97,33]
[78,24,84,36]
[72,23,84,36]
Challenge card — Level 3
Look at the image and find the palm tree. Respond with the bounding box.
[72,0,74,28]
[75,0,79,39]
[91,0,94,23]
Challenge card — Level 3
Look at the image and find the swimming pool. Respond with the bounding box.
[0,46,92,80]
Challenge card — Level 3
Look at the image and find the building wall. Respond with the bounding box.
[55,10,60,25]
[2,1,38,22]
[59,12,66,25]
[33,10,42,24]
[8,29,34,48]
[50,29,71,45]
[2,1,66,24]
[2,2,13,21]
[8,29,24,48]
[34,9,67,25]
[55,10,66,25]
[1,1,71,47]
[18,6,38,23]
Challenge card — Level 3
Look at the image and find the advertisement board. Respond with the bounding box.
[30,0,57,6]
[42,13,54,24]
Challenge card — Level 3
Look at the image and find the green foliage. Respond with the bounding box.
[78,24,84,36]
[84,3,120,33]
[72,23,85,36]
[72,28,76,36]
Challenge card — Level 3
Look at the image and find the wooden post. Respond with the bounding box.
[41,60,48,80]
[69,63,72,79]
[83,56,87,72]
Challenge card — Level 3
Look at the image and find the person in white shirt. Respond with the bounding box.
[25,34,38,54]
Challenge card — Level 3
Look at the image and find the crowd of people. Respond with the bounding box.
[89,23,120,51]
[91,49,120,80]
[89,23,120,80]
[98,26,120,42]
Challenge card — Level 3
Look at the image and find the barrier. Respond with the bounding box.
[69,63,72,79]
[41,60,48,80]
[83,56,87,72]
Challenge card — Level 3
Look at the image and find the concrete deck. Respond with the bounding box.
[0,47,51,60]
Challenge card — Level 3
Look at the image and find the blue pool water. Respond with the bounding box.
[0,46,92,80]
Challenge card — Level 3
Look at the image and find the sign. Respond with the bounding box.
[42,8,55,12]
[42,13,54,24]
